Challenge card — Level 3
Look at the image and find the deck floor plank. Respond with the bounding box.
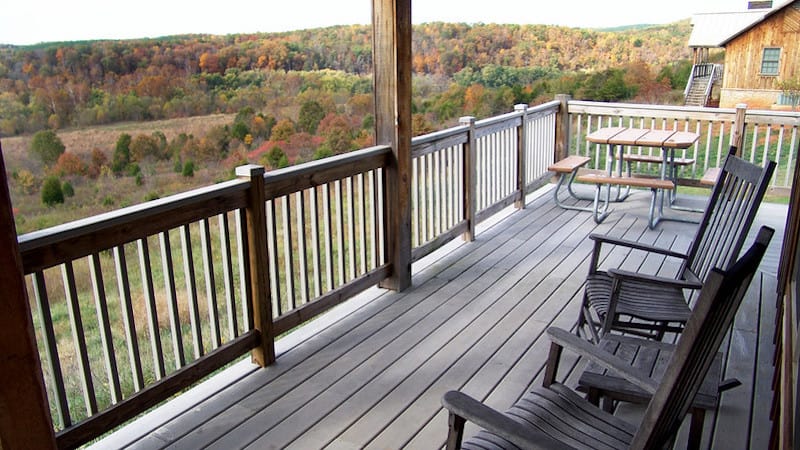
[88,188,784,450]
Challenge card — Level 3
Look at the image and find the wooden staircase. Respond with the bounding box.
[684,63,722,107]
[685,75,712,106]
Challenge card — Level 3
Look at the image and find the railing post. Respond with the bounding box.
[0,144,57,449]
[733,103,747,156]
[555,94,572,162]
[514,104,528,209]
[236,164,275,367]
[373,0,412,291]
[460,116,477,242]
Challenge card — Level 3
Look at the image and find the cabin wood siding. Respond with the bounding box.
[723,0,800,92]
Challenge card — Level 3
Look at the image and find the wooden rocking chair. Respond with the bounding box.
[441,227,773,449]
[577,146,775,342]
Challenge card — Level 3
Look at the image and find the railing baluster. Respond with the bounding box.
[377,168,386,264]
[427,153,436,234]
[335,180,345,286]
[322,183,334,291]
[266,199,282,316]
[281,195,296,310]
[179,225,204,358]
[88,253,122,403]
[235,208,253,330]
[419,155,428,243]
[774,126,785,187]
[750,124,759,163]
[310,187,322,298]
[446,147,454,228]
[436,149,444,234]
[359,173,368,274]
[113,245,145,391]
[296,190,309,304]
[346,176,357,281]
[763,126,772,167]
[371,170,380,269]
[411,157,419,247]
[137,238,165,380]
[787,129,797,186]
[158,231,185,368]
[61,261,98,415]
[199,218,221,349]
[218,213,239,340]
[32,272,71,428]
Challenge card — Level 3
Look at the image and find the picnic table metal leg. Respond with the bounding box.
[552,171,594,212]
[590,182,612,224]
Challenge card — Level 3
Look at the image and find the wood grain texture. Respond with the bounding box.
[0,145,56,449]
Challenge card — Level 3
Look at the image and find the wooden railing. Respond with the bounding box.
[18,146,394,448]
[18,97,799,448]
[20,179,259,448]
[567,100,800,193]
[410,101,559,261]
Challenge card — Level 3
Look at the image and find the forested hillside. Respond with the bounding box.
[0,21,692,136]
[1,21,694,232]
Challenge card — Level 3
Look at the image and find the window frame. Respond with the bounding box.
[760,47,781,76]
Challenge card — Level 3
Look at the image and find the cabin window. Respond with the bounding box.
[760,48,781,75]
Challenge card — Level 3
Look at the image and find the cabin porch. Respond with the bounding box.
[89,188,787,449]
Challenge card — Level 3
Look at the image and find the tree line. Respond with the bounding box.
[0,21,693,137]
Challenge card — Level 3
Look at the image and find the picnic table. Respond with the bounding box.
[577,127,700,228]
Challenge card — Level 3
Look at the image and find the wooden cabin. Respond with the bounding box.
[718,0,800,108]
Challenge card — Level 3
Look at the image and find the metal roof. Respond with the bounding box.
[688,0,798,47]
[688,10,768,47]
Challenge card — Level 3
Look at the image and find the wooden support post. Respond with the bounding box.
[236,164,275,367]
[514,104,528,208]
[555,94,572,162]
[0,144,57,449]
[374,0,412,291]
[460,116,477,242]
[733,103,747,155]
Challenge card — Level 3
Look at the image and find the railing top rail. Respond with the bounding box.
[568,100,741,122]
[744,109,800,126]
[529,99,563,113]
[262,145,391,199]
[474,109,523,130]
[411,125,469,147]
[569,100,800,125]
[19,179,250,271]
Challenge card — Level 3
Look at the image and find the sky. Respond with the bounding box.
[1,0,750,46]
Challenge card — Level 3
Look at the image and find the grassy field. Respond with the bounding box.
[3,114,236,234]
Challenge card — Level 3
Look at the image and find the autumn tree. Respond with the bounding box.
[41,176,64,206]
[271,119,295,142]
[263,146,289,169]
[29,130,65,165]
[130,133,162,161]
[298,100,326,134]
[318,113,354,154]
[412,114,435,136]
[53,151,86,176]
[112,133,132,174]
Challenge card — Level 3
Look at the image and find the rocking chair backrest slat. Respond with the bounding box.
[632,226,774,449]
[684,147,775,282]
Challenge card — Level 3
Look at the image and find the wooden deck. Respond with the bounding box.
[90,186,786,450]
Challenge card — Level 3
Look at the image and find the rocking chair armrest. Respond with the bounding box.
[441,391,571,450]
[589,233,688,260]
[547,327,658,394]
[607,268,704,290]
